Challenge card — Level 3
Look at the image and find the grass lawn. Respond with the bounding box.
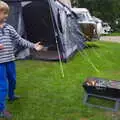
[103,32,120,36]
[7,41,120,120]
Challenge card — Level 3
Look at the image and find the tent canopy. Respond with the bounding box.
[4,0,86,61]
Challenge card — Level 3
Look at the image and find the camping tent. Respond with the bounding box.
[59,0,72,7]
[4,0,86,61]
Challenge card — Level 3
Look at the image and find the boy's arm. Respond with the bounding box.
[10,26,43,50]
[0,44,4,50]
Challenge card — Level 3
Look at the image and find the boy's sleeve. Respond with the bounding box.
[10,26,35,49]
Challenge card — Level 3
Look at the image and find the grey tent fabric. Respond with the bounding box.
[4,0,86,61]
[5,1,29,59]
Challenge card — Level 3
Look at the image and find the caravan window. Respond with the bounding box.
[78,12,93,21]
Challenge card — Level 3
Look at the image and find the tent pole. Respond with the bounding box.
[48,0,65,78]
[78,30,107,68]
[74,39,100,73]
[55,35,65,78]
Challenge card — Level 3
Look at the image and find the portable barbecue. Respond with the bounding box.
[83,77,120,98]
[83,77,120,111]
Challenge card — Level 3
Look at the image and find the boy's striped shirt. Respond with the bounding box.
[0,23,35,63]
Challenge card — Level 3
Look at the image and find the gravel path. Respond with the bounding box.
[100,36,120,43]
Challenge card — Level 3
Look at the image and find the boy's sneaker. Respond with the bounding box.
[8,95,21,102]
[0,110,12,119]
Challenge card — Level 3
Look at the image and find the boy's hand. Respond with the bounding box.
[34,42,44,51]
[0,44,4,50]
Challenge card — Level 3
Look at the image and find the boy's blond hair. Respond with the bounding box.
[0,1,9,13]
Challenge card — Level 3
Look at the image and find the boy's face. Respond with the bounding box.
[0,10,8,24]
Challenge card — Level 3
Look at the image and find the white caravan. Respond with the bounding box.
[71,8,103,40]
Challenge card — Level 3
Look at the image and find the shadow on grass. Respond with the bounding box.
[85,42,100,49]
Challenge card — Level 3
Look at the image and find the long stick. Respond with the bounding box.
[48,0,65,78]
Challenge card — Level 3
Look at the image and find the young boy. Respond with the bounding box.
[0,1,44,119]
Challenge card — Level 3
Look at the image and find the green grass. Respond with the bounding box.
[7,41,120,120]
[103,32,120,36]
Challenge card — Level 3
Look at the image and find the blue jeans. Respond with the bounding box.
[0,61,16,112]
